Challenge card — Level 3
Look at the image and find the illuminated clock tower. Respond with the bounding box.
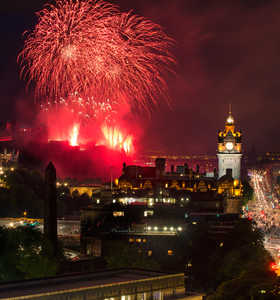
[217,106,242,180]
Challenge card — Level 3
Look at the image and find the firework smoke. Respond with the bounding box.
[18,0,175,111]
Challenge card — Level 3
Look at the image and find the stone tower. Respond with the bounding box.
[44,161,57,255]
[217,106,242,180]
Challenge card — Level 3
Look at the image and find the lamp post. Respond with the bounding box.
[184,261,192,294]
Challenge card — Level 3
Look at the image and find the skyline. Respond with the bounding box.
[1,0,280,154]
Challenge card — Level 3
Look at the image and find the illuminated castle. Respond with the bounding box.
[217,106,242,180]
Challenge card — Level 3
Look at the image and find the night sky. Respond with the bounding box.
[1,0,280,155]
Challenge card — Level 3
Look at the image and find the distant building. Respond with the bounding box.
[0,122,19,168]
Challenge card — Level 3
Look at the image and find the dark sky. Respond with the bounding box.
[1,0,280,155]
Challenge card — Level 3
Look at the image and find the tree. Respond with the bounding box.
[105,240,160,270]
[242,180,254,205]
[0,226,64,281]
[0,168,45,217]
[206,220,278,299]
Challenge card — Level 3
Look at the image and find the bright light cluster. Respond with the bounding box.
[146,226,183,232]
[244,169,280,260]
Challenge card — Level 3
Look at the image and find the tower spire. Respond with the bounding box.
[226,104,234,124]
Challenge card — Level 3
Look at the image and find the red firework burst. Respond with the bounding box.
[18,0,117,100]
[18,0,175,110]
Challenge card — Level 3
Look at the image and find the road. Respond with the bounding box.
[0,218,80,236]
[245,169,280,262]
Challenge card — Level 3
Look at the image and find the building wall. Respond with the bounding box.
[217,153,242,180]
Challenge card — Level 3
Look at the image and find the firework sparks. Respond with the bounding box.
[18,0,175,110]
[69,124,79,146]
[40,93,118,124]
[101,125,133,153]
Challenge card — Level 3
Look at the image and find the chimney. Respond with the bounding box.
[155,158,166,177]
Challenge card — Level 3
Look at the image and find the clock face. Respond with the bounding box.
[225,142,234,151]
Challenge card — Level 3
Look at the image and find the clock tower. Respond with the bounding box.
[217,106,242,180]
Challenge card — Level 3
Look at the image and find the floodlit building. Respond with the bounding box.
[217,106,242,180]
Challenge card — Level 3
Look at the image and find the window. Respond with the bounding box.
[144,210,154,217]
[129,238,134,243]
[168,250,173,256]
[142,238,147,243]
[136,238,141,243]
[148,250,152,256]
[113,211,124,217]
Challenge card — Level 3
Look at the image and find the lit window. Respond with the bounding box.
[148,250,152,256]
[129,238,134,243]
[165,183,168,188]
[163,226,167,231]
[154,226,158,231]
[177,226,182,231]
[192,222,197,225]
[113,211,124,217]
[136,238,141,243]
[170,226,174,231]
[142,239,147,243]
[147,226,152,230]
[96,199,100,204]
[144,210,154,217]
[168,250,173,256]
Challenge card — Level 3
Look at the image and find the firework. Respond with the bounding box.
[18,0,175,110]
[40,93,118,124]
[69,124,79,146]
[101,125,133,153]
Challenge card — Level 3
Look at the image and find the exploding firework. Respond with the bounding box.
[69,124,79,146]
[101,125,133,153]
[18,0,117,100]
[40,93,118,124]
[18,0,175,110]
